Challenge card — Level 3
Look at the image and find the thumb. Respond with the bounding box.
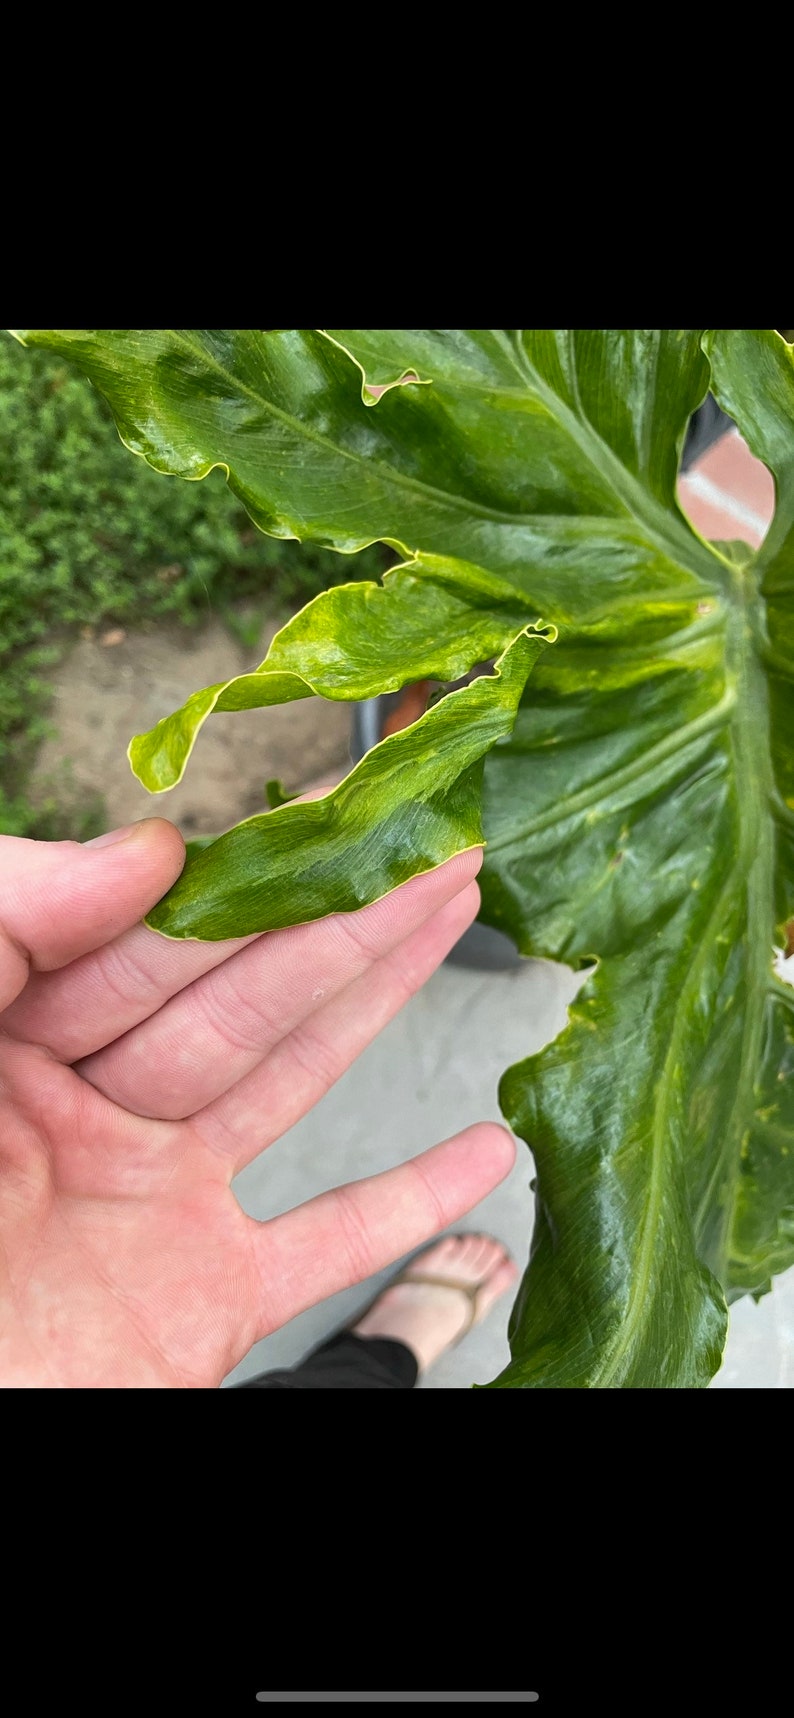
[0,820,185,1011]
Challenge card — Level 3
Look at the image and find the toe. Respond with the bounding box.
[474,1257,519,1322]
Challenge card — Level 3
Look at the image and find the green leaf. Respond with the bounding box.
[11,327,794,1388]
[144,627,549,939]
[480,330,794,1384]
[127,551,538,792]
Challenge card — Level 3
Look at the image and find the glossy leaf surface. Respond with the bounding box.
[144,627,548,939]
[11,327,794,1387]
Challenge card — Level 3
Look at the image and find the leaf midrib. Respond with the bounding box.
[593,856,742,1386]
[587,575,772,1377]
[700,573,775,1281]
[589,578,771,1380]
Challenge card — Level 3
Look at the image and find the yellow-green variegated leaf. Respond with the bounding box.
[11,327,794,1389]
[127,552,541,792]
[144,626,549,939]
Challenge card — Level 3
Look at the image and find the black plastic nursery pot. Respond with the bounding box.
[349,397,733,970]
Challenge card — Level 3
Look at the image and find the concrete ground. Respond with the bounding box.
[223,948,794,1390]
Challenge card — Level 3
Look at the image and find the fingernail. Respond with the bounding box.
[84,823,140,848]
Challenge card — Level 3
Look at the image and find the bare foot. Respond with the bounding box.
[352,1233,518,1375]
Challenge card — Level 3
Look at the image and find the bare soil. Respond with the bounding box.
[29,610,353,838]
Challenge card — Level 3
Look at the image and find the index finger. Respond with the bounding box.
[3,847,484,1066]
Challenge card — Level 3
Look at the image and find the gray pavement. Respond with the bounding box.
[222,952,794,1391]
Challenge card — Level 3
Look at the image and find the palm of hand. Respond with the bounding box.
[0,822,510,1388]
[1,1036,256,1386]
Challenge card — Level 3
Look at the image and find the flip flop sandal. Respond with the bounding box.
[355,1233,512,1351]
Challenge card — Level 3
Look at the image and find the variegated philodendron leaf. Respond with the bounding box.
[11,327,794,1389]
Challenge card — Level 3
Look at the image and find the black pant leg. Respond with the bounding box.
[234,1330,419,1389]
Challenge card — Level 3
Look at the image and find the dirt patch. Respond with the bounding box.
[29,611,353,837]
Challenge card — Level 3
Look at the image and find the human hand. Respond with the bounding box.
[0,821,515,1387]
